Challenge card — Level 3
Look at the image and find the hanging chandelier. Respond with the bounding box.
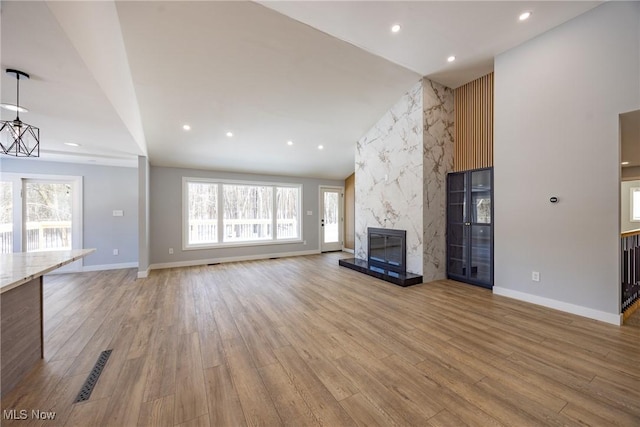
[0,69,40,157]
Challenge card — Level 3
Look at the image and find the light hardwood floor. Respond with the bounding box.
[1,252,639,426]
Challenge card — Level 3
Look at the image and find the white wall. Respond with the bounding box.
[149,166,342,267]
[621,180,640,233]
[0,158,139,268]
[494,2,640,323]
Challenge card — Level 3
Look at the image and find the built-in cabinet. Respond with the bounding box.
[447,168,493,288]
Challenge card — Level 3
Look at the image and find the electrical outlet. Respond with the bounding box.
[113,249,119,255]
[532,271,540,282]
[303,240,307,245]
[169,248,174,255]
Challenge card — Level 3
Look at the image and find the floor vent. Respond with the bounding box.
[74,349,112,403]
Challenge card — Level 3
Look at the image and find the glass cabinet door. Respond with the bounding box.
[447,168,493,288]
[447,172,467,277]
[469,169,492,285]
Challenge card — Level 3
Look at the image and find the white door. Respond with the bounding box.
[320,187,343,252]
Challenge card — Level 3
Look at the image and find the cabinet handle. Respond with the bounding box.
[465,222,471,226]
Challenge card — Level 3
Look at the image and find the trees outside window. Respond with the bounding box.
[184,178,301,248]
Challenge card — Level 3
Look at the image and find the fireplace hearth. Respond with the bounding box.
[339,227,423,287]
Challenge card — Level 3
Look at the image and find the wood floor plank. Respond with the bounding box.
[273,346,356,427]
[258,361,320,426]
[176,414,211,427]
[64,397,110,427]
[427,409,469,427]
[2,254,639,426]
[100,356,147,427]
[204,365,247,427]
[137,395,174,427]
[142,325,178,403]
[333,355,434,426]
[221,337,282,427]
[173,332,208,425]
[339,393,397,427]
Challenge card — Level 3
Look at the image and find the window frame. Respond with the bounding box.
[631,187,640,222]
[182,177,303,250]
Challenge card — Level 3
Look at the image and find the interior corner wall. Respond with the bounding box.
[422,78,454,281]
[355,80,424,275]
[138,156,150,275]
[494,2,640,319]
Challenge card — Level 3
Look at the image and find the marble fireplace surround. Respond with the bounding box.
[350,77,454,284]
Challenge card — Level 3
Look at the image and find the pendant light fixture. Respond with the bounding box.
[0,69,40,157]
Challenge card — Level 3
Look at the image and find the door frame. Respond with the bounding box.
[2,172,83,271]
[318,185,344,252]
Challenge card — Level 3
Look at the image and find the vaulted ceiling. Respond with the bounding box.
[1,1,602,179]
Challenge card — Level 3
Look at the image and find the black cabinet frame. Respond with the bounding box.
[446,167,494,289]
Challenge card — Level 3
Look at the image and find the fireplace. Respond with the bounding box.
[368,227,406,274]
[339,227,422,287]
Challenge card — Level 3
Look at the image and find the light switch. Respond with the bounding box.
[113,210,124,217]
[307,211,313,216]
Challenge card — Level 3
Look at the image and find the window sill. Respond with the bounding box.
[184,239,304,251]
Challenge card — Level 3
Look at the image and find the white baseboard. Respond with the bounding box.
[149,249,321,271]
[493,286,622,326]
[81,262,139,272]
[137,268,150,279]
[342,247,355,254]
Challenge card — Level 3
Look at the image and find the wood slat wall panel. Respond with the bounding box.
[344,173,355,250]
[454,72,494,171]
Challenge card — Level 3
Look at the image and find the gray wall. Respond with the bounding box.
[149,166,342,265]
[138,156,150,273]
[0,158,138,267]
[494,2,640,316]
[622,180,640,233]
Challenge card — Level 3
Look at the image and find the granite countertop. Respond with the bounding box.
[0,249,96,293]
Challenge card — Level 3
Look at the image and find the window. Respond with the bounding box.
[632,187,640,222]
[184,178,301,248]
[0,181,12,253]
[187,182,218,245]
[223,184,273,242]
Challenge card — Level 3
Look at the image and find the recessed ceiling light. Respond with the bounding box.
[391,24,401,33]
[318,145,324,150]
[519,11,532,21]
[226,131,233,137]
[287,140,293,146]
[0,103,28,113]
[182,124,191,131]
[447,56,456,63]
[621,161,630,165]
[64,142,80,147]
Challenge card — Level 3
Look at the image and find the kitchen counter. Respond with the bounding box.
[1,248,95,293]
[0,248,95,396]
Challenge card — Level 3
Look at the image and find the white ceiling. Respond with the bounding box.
[1,1,603,179]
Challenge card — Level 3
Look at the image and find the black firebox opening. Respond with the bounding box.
[367,227,407,274]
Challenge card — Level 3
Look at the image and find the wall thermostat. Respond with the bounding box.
[550,197,558,203]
